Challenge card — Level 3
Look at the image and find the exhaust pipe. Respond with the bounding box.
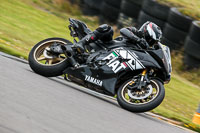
[61,45,79,68]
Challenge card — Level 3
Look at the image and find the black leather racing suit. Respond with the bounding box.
[75,24,113,52]
[120,27,149,49]
[76,25,149,51]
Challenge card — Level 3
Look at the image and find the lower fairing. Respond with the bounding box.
[63,65,118,95]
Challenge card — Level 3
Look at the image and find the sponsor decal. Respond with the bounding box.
[103,51,127,73]
[103,47,145,73]
[85,75,103,86]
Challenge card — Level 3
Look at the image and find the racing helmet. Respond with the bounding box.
[94,24,114,42]
[139,21,162,46]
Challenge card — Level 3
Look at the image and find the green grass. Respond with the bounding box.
[158,0,200,20]
[153,50,200,131]
[0,0,200,132]
[0,0,99,59]
[152,74,200,131]
[171,51,200,87]
[0,0,68,58]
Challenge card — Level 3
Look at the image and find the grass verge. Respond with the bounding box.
[153,74,200,132]
[158,0,200,20]
[0,0,99,60]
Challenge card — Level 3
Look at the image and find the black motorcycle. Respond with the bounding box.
[28,18,172,112]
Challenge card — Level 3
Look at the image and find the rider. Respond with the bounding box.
[75,21,162,51]
[120,21,162,49]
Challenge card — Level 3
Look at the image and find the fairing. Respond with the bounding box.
[147,43,172,82]
[63,47,170,95]
[66,18,172,95]
[64,65,118,94]
[160,43,172,74]
[159,43,172,82]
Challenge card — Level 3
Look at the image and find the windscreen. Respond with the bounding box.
[159,43,172,74]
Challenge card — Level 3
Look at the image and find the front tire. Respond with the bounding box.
[28,38,72,77]
[117,79,165,113]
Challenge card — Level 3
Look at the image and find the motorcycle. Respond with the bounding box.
[28,18,172,112]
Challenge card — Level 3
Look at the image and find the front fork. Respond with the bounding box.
[128,69,150,90]
[141,69,147,81]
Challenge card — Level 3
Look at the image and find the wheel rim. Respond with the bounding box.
[121,80,160,105]
[33,40,68,66]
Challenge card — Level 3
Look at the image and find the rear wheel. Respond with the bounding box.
[28,38,72,77]
[117,79,165,113]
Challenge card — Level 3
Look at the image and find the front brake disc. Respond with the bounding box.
[127,85,153,100]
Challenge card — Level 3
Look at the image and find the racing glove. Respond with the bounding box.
[138,38,149,49]
[74,33,97,52]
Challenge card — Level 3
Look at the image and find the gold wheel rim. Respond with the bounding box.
[33,40,68,66]
[121,80,160,105]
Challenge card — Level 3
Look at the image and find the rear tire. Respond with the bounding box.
[117,79,165,113]
[28,38,72,77]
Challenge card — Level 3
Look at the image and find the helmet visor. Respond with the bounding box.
[145,32,157,46]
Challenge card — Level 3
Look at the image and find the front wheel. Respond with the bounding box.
[28,38,72,77]
[117,79,165,113]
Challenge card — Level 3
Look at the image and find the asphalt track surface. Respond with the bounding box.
[0,52,191,133]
